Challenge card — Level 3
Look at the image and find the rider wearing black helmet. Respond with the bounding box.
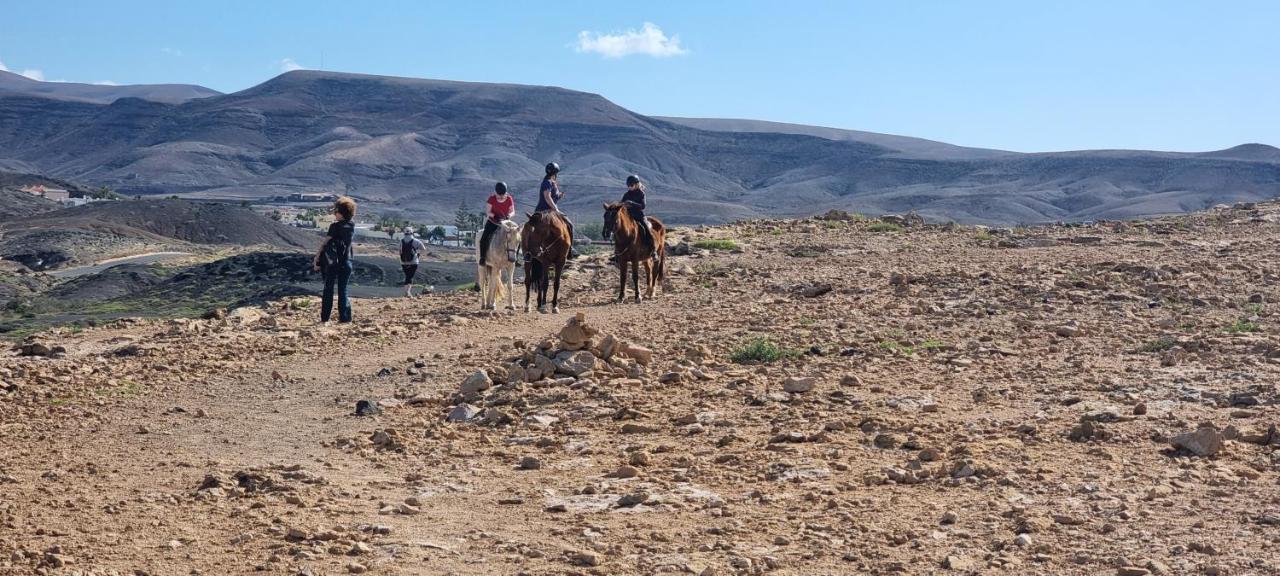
[610,174,654,263]
[479,181,514,266]
[535,162,578,258]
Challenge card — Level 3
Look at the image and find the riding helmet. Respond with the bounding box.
[494,181,508,194]
[545,162,560,176]
[625,174,641,187]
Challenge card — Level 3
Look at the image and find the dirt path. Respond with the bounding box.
[46,251,192,278]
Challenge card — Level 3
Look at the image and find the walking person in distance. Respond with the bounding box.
[400,226,427,297]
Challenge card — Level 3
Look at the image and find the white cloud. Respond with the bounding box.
[280,58,305,72]
[0,59,7,72]
[94,80,120,86]
[161,47,183,57]
[20,69,45,81]
[575,22,688,59]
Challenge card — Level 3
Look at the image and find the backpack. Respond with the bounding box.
[322,229,351,268]
[400,237,417,263]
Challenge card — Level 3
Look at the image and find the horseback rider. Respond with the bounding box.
[479,181,514,266]
[535,162,579,259]
[610,174,654,263]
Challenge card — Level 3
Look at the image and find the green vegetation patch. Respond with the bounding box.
[1136,336,1177,353]
[1224,320,1260,334]
[694,238,739,250]
[878,339,945,355]
[730,337,800,364]
[867,222,903,233]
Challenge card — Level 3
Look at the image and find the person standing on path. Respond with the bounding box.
[535,162,579,259]
[479,181,515,266]
[399,227,427,297]
[313,196,357,323]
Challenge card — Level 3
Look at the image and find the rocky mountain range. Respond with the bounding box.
[1,69,1277,224]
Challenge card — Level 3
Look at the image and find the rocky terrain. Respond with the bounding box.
[2,70,1278,225]
[2,202,1280,575]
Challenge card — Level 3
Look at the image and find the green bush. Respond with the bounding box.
[1224,320,1260,334]
[1136,336,1176,353]
[730,338,799,364]
[694,238,738,250]
[867,222,903,233]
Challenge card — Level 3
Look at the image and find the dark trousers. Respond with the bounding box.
[401,263,418,285]
[628,208,653,250]
[479,220,501,265]
[321,260,353,322]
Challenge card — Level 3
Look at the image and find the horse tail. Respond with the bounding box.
[493,267,507,301]
[653,220,667,283]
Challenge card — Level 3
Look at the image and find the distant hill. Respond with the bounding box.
[0,70,220,104]
[656,116,1016,160]
[0,199,317,270]
[0,70,1277,225]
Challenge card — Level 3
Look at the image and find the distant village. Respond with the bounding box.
[18,184,116,207]
[253,193,477,247]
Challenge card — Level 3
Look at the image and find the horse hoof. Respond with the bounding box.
[552,306,560,314]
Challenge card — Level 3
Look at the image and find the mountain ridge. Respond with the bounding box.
[0,70,1277,225]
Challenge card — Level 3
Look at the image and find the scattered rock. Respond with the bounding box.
[782,377,816,393]
[459,371,492,397]
[518,456,542,470]
[1171,426,1224,457]
[354,400,381,417]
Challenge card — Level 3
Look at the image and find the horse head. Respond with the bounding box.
[501,220,522,254]
[602,202,622,241]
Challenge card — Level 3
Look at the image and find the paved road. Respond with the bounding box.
[47,252,191,279]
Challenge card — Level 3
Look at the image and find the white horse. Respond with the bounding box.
[476,220,522,310]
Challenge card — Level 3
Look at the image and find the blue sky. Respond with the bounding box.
[1,0,1276,152]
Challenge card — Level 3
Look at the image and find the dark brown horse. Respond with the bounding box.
[521,211,571,313]
[602,203,666,303]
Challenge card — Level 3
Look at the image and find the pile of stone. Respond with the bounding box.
[444,313,654,426]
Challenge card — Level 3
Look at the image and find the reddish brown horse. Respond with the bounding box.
[521,211,571,313]
[602,203,666,303]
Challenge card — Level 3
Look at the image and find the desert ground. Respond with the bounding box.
[2,204,1279,576]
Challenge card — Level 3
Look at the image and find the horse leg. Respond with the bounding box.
[643,259,655,299]
[551,262,562,314]
[616,261,627,304]
[476,265,487,309]
[505,265,515,310]
[487,266,498,310]
[631,260,641,303]
[524,263,533,313]
[537,265,548,313]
